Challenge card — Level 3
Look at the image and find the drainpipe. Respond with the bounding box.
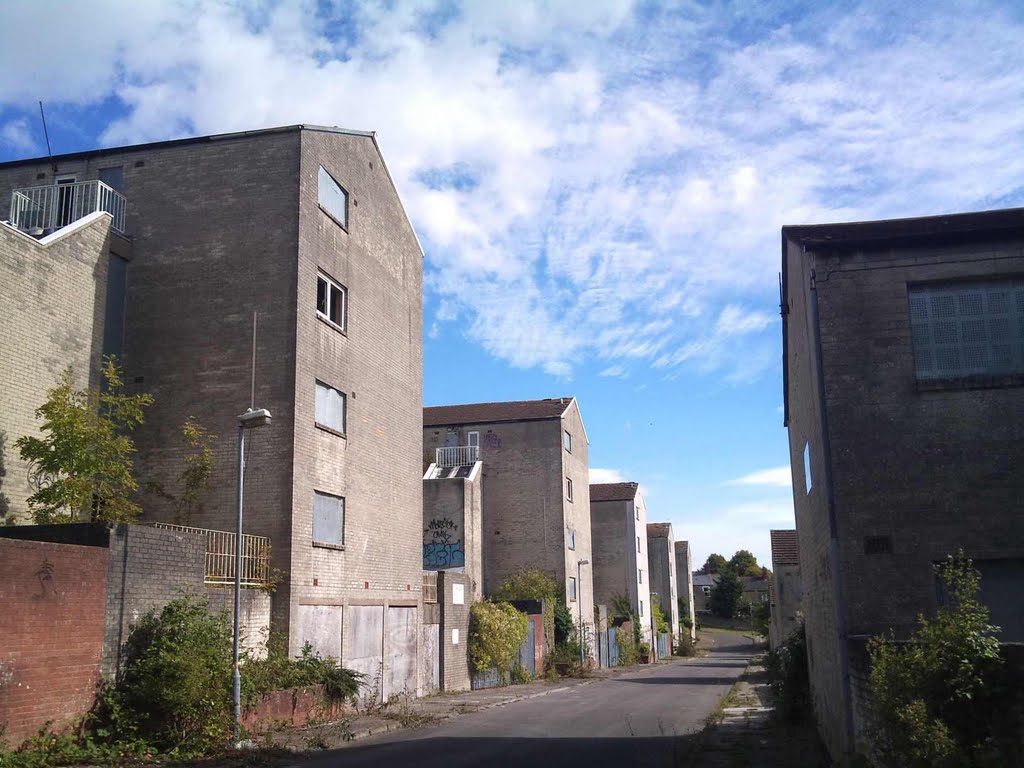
[809,263,856,757]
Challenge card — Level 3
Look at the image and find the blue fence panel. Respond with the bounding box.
[517,618,536,675]
[657,632,670,659]
[608,627,620,666]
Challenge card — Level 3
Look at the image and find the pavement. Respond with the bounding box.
[278,631,759,768]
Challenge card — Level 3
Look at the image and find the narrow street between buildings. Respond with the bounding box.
[295,633,756,768]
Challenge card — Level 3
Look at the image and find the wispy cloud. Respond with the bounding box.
[0,118,34,152]
[599,365,628,378]
[1,1,1022,382]
[727,466,793,489]
[590,467,628,484]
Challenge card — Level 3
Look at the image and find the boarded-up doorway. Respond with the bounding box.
[346,605,384,702]
[385,606,417,700]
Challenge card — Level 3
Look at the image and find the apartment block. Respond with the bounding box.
[646,522,680,643]
[0,125,424,697]
[589,482,653,643]
[423,398,595,649]
[673,540,696,640]
[783,207,1024,761]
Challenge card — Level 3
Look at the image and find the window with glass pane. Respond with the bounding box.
[566,477,573,501]
[318,165,348,228]
[313,491,344,546]
[315,381,346,433]
[316,271,346,329]
[909,279,1024,380]
[567,527,575,550]
[564,430,571,452]
[569,576,577,602]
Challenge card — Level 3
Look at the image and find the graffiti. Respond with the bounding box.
[34,558,54,599]
[425,517,457,545]
[424,542,465,568]
[481,431,501,450]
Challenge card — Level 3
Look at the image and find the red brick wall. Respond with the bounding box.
[0,539,109,744]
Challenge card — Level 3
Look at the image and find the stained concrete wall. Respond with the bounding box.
[346,604,384,702]
[590,494,651,643]
[769,563,803,649]
[423,462,483,600]
[647,523,680,643]
[674,540,696,640]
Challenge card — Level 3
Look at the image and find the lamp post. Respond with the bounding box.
[577,559,589,666]
[233,407,271,744]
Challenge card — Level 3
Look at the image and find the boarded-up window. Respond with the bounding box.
[315,381,346,433]
[318,165,348,228]
[909,280,1024,380]
[313,491,344,547]
[568,576,577,602]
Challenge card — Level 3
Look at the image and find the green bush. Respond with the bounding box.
[553,599,574,646]
[242,638,363,706]
[651,600,670,635]
[675,633,697,657]
[615,625,639,666]
[752,602,770,637]
[866,554,1022,767]
[709,569,743,618]
[469,601,529,683]
[765,621,811,724]
[493,569,558,601]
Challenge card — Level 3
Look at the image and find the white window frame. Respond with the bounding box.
[639,600,644,617]
[637,536,641,553]
[564,430,572,452]
[312,490,345,549]
[567,527,575,551]
[568,576,578,602]
[314,380,346,435]
[316,270,347,331]
[638,569,643,584]
[317,164,349,229]
[566,477,573,502]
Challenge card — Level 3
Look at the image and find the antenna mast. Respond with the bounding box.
[39,102,55,171]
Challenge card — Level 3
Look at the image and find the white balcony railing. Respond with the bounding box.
[152,522,271,587]
[10,180,127,235]
[435,445,479,468]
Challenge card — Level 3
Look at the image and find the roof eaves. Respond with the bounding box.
[561,397,590,445]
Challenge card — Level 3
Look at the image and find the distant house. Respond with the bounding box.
[739,576,770,607]
[769,529,802,649]
[693,573,718,613]
[782,207,1024,761]
[590,482,653,642]
[646,523,681,642]
[423,398,595,650]
[674,541,696,640]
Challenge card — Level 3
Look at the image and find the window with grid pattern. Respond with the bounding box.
[908,279,1024,380]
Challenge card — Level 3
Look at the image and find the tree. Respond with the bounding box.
[16,358,153,524]
[469,601,530,684]
[700,553,727,574]
[709,569,743,618]
[728,549,762,577]
[145,417,216,525]
[493,568,559,601]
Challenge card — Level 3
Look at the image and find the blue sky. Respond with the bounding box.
[2,0,1023,568]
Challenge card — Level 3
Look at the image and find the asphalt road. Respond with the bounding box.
[306,633,756,768]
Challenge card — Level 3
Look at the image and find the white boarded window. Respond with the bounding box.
[318,165,348,228]
[566,477,573,501]
[315,381,346,434]
[909,280,1024,380]
[564,430,572,452]
[804,441,812,495]
[567,527,576,551]
[316,271,346,330]
[313,491,344,547]
[568,576,578,602]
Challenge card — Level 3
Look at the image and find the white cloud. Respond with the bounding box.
[2,1,1022,381]
[0,118,34,152]
[599,364,627,378]
[728,466,793,489]
[590,467,627,484]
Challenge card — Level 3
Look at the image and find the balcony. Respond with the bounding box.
[152,522,271,587]
[435,445,479,468]
[9,180,127,236]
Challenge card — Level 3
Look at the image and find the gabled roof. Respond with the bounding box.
[647,522,672,538]
[423,398,575,427]
[770,529,800,565]
[589,482,639,503]
[693,574,718,587]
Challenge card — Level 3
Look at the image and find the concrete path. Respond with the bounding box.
[296,633,756,768]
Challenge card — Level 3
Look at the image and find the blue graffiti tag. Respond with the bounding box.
[424,542,465,569]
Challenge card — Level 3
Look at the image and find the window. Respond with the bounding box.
[635,504,639,521]
[568,576,577,602]
[468,431,480,457]
[315,381,346,434]
[803,441,812,495]
[567,527,575,551]
[313,491,344,547]
[638,569,643,584]
[98,166,124,192]
[566,477,573,501]
[564,430,571,452]
[637,536,641,553]
[909,279,1024,381]
[316,271,347,330]
[317,165,348,228]
[702,586,711,595]
[639,600,644,617]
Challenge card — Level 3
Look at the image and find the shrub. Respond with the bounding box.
[553,599,575,646]
[866,553,1021,767]
[493,569,558,601]
[752,602,770,637]
[615,624,639,666]
[242,638,363,706]
[675,633,697,657]
[652,600,670,635]
[765,621,811,724]
[709,569,743,618]
[469,602,529,684]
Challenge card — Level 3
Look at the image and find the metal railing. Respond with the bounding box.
[152,522,271,587]
[10,180,127,235]
[422,571,438,604]
[435,445,479,468]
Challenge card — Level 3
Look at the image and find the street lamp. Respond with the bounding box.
[577,559,589,666]
[233,407,271,744]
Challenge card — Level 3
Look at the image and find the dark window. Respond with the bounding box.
[98,166,124,192]
[318,165,348,228]
[315,381,346,434]
[864,536,892,555]
[313,491,344,547]
[316,271,346,330]
[909,279,1024,380]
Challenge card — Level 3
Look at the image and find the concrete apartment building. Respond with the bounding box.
[674,540,696,640]
[768,529,802,650]
[422,454,484,603]
[782,207,1024,761]
[646,522,680,643]
[589,482,653,642]
[423,399,595,648]
[0,125,425,697]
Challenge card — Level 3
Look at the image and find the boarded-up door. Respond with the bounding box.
[384,606,417,700]
[516,617,536,675]
[346,605,384,702]
[297,604,343,660]
[419,622,439,694]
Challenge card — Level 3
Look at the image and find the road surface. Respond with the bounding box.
[304,633,756,768]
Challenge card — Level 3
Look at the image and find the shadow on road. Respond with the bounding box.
[617,676,742,686]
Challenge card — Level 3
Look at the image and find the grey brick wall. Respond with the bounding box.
[0,216,111,522]
[437,570,471,692]
[674,540,696,640]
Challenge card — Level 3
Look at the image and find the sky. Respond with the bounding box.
[2,0,1022,570]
